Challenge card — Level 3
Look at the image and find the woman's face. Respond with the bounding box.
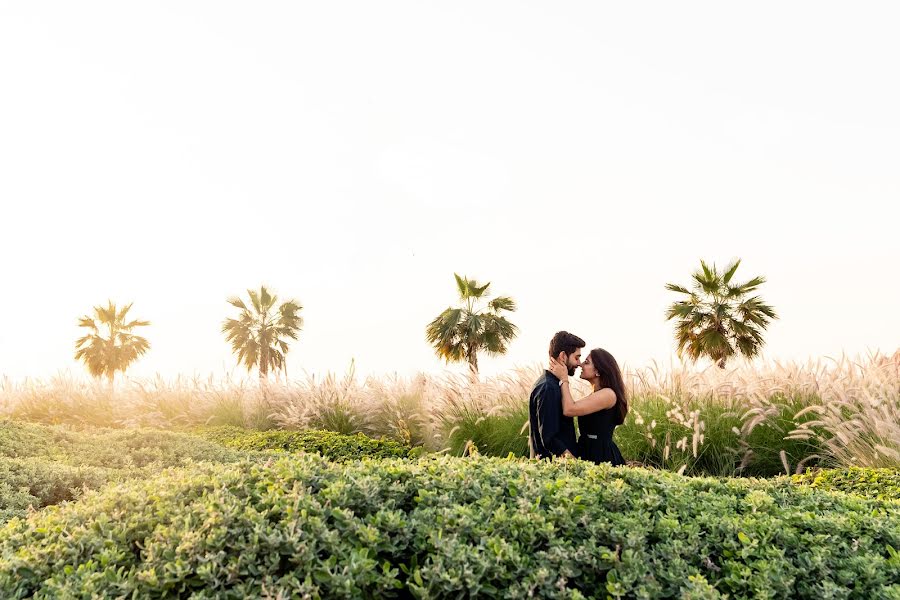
[579,354,599,380]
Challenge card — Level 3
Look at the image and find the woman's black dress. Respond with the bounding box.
[577,403,625,466]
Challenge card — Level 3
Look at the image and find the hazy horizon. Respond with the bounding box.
[2,2,898,382]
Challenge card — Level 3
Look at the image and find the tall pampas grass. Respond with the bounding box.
[2,351,897,476]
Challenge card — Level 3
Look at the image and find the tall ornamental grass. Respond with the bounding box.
[1,352,897,476]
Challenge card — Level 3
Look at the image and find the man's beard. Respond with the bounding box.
[567,365,577,376]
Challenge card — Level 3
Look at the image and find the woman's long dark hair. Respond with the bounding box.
[589,348,628,425]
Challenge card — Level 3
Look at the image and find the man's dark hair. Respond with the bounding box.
[549,331,585,358]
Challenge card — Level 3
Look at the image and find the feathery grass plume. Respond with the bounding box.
[364,373,432,446]
[1,351,897,475]
[270,364,369,435]
[426,367,542,456]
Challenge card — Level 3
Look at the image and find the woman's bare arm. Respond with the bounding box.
[560,381,616,417]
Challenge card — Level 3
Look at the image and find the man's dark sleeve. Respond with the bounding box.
[535,383,572,456]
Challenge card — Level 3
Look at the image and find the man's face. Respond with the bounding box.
[562,349,582,376]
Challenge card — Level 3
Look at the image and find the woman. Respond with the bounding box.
[549,348,627,466]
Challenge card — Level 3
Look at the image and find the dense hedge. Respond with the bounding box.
[792,467,900,502]
[2,456,899,598]
[0,420,244,468]
[0,457,117,523]
[0,421,246,522]
[195,426,416,460]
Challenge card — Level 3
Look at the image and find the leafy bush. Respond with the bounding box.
[195,426,415,460]
[0,420,244,468]
[2,455,898,598]
[0,458,114,522]
[792,467,900,502]
[0,420,248,522]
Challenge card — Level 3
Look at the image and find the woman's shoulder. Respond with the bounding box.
[588,387,617,403]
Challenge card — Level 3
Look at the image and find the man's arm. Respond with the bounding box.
[536,384,575,457]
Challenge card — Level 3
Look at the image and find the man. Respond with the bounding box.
[529,331,584,460]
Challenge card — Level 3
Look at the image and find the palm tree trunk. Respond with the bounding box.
[259,330,269,381]
[467,347,478,382]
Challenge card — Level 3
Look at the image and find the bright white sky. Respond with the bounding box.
[1,2,898,382]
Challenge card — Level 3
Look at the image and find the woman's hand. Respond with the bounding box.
[549,356,569,381]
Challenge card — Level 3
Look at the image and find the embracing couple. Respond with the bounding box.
[528,331,628,465]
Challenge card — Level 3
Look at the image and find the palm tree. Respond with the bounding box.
[665,259,777,368]
[425,274,518,375]
[222,286,303,380]
[74,301,151,382]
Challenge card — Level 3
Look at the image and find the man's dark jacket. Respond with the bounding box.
[528,370,577,458]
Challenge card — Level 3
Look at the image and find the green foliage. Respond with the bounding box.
[195,426,415,461]
[1,456,899,598]
[0,420,244,468]
[0,420,247,522]
[792,467,900,502]
[0,458,113,523]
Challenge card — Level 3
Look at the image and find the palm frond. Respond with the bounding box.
[454,273,469,299]
[728,276,766,298]
[722,259,741,285]
[259,286,275,311]
[247,288,262,315]
[692,268,719,295]
[77,316,98,331]
[665,301,694,321]
[470,280,491,299]
[117,302,133,323]
[124,319,151,329]
[98,302,117,326]
[664,283,692,295]
[487,296,516,313]
[226,296,248,311]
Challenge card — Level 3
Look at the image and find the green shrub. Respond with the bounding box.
[792,467,900,502]
[0,420,245,468]
[0,458,114,522]
[0,420,249,522]
[195,426,415,461]
[2,455,898,598]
